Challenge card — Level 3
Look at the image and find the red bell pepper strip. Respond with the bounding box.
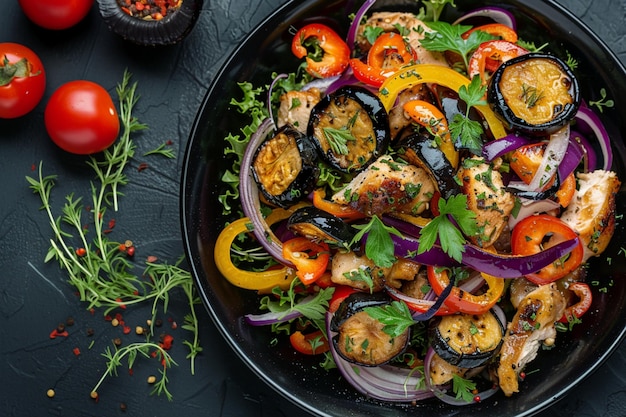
[468,40,528,83]
[282,237,330,285]
[289,330,330,355]
[510,214,584,284]
[291,23,350,78]
[350,32,417,88]
[328,285,358,313]
[427,266,504,315]
[559,282,593,323]
[462,23,519,43]
[403,99,458,168]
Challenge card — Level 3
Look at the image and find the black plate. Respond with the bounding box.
[180,1,626,415]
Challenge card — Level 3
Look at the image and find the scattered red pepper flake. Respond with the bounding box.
[146,255,158,263]
[104,314,112,321]
[73,347,81,356]
[122,326,131,335]
[115,299,127,310]
[31,163,36,171]
[49,329,69,339]
[126,246,136,257]
[166,140,173,145]
[159,334,174,350]
[137,162,149,172]
[75,248,87,257]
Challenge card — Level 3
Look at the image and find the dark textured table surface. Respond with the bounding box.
[1,1,625,416]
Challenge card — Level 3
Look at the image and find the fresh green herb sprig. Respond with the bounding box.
[451,374,477,402]
[364,300,415,338]
[418,0,457,22]
[589,88,615,113]
[418,194,479,262]
[351,215,403,268]
[144,141,175,158]
[91,342,177,401]
[449,75,487,154]
[26,70,201,398]
[421,21,496,72]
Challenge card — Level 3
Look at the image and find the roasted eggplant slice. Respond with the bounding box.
[251,125,319,208]
[307,85,390,173]
[331,292,410,366]
[487,53,580,135]
[395,132,461,200]
[97,0,202,46]
[287,206,355,247]
[429,309,504,369]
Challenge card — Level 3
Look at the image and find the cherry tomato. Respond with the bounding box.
[511,214,584,284]
[18,0,93,30]
[0,43,46,119]
[45,80,120,155]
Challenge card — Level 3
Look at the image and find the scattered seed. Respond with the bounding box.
[120,402,127,412]
[86,328,95,337]
[56,323,66,333]
[111,318,119,327]
[66,317,75,326]
[155,319,163,328]
[147,375,156,384]
[113,337,122,347]
[90,391,98,400]
[135,326,144,335]
[47,389,55,398]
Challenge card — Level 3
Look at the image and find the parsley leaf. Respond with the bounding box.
[351,215,402,268]
[418,0,457,22]
[421,21,496,71]
[418,194,478,262]
[364,301,414,338]
[451,374,477,402]
[261,284,335,321]
[449,75,487,154]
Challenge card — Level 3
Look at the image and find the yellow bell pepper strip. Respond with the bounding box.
[214,217,295,292]
[291,23,350,78]
[427,265,505,315]
[403,99,459,168]
[378,64,507,139]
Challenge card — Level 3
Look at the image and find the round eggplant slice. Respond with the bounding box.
[429,309,504,369]
[287,206,355,247]
[307,85,390,173]
[395,132,461,200]
[331,292,410,367]
[487,53,580,135]
[251,125,319,209]
[96,0,202,46]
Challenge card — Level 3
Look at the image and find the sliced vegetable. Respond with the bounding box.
[214,217,295,292]
[290,330,330,355]
[251,124,319,208]
[312,188,365,221]
[378,64,507,139]
[559,281,592,324]
[308,85,389,172]
[468,40,527,83]
[487,53,581,135]
[427,267,504,315]
[287,206,356,247]
[430,309,504,368]
[403,99,458,168]
[463,23,518,43]
[511,214,584,284]
[282,237,330,285]
[292,23,350,78]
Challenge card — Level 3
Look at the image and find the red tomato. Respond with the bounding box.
[511,214,584,284]
[18,0,93,30]
[45,80,120,155]
[0,43,46,119]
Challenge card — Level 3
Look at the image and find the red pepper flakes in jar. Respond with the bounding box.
[116,0,182,20]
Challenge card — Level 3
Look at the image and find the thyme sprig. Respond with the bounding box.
[91,342,177,401]
[26,70,201,399]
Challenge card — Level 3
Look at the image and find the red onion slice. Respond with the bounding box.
[239,118,294,266]
[453,6,517,30]
[346,0,377,49]
[575,106,613,170]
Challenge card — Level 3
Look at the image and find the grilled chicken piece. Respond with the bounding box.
[560,169,621,261]
[331,155,435,216]
[276,88,321,133]
[331,251,387,292]
[458,157,515,247]
[388,84,435,140]
[356,12,448,66]
[497,283,566,396]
